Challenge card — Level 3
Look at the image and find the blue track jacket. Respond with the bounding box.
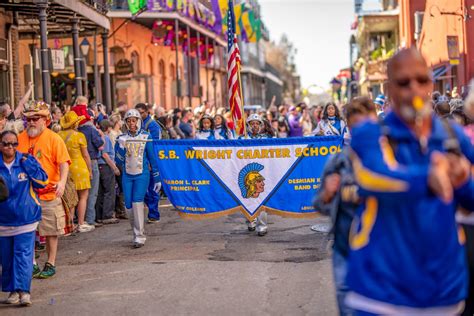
[142,115,162,140]
[0,153,48,226]
[347,112,474,308]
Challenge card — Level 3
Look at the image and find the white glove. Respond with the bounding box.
[153,182,162,193]
[118,138,126,148]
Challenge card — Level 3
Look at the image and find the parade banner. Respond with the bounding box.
[154,136,343,220]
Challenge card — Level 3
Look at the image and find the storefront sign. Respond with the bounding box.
[115,59,134,76]
[51,49,65,70]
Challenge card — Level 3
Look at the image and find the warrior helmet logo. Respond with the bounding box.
[238,163,265,199]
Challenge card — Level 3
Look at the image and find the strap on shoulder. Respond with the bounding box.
[440,118,462,156]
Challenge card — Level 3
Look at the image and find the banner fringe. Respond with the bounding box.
[261,206,320,219]
[179,207,242,220]
[178,206,320,220]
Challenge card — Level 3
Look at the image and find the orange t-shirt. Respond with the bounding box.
[18,128,71,201]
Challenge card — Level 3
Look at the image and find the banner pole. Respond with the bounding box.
[237,63,247,139]
[230,0,247,139]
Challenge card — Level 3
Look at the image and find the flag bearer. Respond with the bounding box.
[241,114,269,236]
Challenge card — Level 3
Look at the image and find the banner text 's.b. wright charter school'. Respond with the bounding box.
[154,136,343,220]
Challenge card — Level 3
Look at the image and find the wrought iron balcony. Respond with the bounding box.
[109,0,129,11]
[81,0,109,15]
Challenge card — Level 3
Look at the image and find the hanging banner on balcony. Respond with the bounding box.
[154,137,343,220]
[128,0,147,14]
[148,0,218,32]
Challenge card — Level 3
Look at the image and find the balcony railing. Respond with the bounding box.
[367,59,388,76]
[82,0,109,14]
[109,0,129,11]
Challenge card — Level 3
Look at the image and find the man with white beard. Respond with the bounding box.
[17,101,71,279]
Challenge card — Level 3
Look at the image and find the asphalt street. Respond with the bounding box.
[0,201,337,315]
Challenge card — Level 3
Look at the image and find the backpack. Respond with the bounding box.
[157,120,170,140]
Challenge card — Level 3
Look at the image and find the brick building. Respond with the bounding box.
[399,0,474,94]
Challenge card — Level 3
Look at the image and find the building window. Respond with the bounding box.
[170,64,176,80]
[170,63,176,108]
[148,55,154,75]
[241,41,249,63]
[110,46,125,67]
[131,51,140,75]
[368,32,395,61]
[159,59,166,107]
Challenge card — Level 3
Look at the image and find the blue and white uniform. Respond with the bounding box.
[115,110,160,246]
[0,152,48,293]
[214,126,234,140]
[196,129,216,140]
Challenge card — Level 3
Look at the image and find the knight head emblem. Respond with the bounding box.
[238,163,265,199]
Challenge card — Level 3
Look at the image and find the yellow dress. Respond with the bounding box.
[58,129,91,190]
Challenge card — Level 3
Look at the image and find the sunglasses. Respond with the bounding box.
[1,142,18,148]
[26,117,42,122]
[394,75,431,88]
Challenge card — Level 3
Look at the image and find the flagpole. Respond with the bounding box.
[237,61,247,138]
[231,0,246,138]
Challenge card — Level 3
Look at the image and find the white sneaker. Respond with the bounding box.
[5,292,20,304]
[19,292,32,306]
[77,223,95,233]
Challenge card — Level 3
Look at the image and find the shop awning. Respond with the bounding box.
[432,65,452,80]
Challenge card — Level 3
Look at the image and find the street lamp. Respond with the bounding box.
[211,72,217,107]
[80,38,90,56]
[80,38,90,97]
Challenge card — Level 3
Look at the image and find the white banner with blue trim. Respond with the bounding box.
[154,136,343,220]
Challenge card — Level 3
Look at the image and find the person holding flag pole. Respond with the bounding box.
[226,0,267,236]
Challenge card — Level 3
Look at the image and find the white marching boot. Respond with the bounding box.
[127,203,146,247]
[256,211,268,236]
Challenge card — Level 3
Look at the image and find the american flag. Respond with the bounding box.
[226,0,245,136]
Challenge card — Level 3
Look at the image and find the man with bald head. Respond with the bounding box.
[345,48,474,314]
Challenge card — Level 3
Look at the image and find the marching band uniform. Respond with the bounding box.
[196,115,216,140]
[240,114,269,236]
[196,129,216,140]
[115,110,160,248]
[214,126,234,140]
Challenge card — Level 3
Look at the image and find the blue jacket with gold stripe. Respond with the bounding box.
[347,112,474,309]
[0,152,48,226]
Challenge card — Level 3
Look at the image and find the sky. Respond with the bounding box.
[259,0,382,89]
